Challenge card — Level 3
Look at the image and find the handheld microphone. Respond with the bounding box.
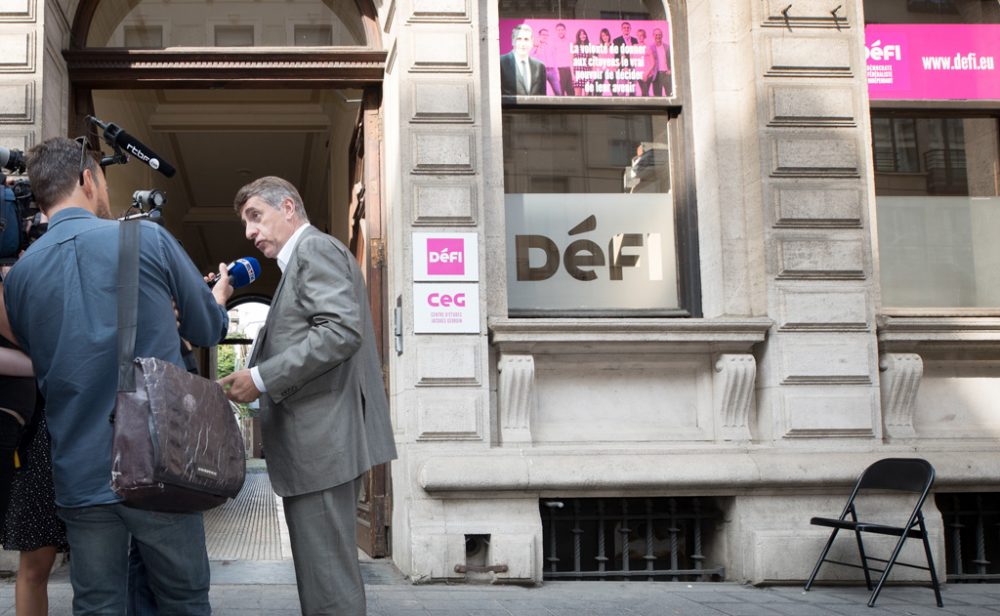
[87,116,176,178]
[208,257,260,289]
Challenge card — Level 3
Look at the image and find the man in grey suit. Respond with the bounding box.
[219,176,397,616]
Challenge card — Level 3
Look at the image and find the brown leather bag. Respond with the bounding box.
[111,220,245,513]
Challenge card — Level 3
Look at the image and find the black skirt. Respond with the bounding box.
[2,412,68,553]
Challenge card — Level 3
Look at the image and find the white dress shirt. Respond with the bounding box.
[249,222,312,392]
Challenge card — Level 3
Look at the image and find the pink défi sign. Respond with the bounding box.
[866,24,1000,100]
[412,232,478,282]
[426,238,465,276]
[499,18,672,98]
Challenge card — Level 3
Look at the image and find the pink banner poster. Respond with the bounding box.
[866,24,1000,100]
[499,18,672,98]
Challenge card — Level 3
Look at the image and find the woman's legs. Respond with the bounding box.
[15,546,57,616]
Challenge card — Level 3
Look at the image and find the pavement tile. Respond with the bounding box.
[7,561,1000,615]
[942,591,1000,606]
[769,603,850,616]
[815,600,900,616]
[496,607,550,616]
[723,590,795,604]
[713,604,787,616]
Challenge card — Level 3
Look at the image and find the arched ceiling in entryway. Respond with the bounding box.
[69,0,382,49]
[60,0,381,300]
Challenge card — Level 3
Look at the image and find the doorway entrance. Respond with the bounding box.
[77,86,393,558]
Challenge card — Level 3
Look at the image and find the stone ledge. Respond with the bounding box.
[878,316,1000,355]
[417,450,1000,494]
[488,318,772,354]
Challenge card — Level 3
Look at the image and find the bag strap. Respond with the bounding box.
[116,220,140,393]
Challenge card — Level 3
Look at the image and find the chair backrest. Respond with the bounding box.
[857,458,935,494]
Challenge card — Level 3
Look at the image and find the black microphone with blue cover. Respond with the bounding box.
[209,257,260,289]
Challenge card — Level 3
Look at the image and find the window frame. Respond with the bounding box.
[864,0,1000,314]
[497,0,701,318]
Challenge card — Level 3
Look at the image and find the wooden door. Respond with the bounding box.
[349,88,391,558]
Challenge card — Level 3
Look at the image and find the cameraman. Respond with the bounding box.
[2,137,233,614]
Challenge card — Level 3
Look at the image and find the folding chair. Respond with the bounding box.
[803,457,943,608]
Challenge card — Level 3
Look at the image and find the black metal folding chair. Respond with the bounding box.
[803,457,943,608]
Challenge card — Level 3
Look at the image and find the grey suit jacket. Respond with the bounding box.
[250,225,397,497]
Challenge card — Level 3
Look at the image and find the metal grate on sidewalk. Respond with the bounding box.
[541,497,725,582]
[204,469,289,561]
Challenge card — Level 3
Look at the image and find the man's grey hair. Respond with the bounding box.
[233,176,309,222]
[511,23,533,43]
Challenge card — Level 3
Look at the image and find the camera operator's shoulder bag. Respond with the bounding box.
[111,220,245,512]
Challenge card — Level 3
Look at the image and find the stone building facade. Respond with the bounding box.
[2,0,999,584]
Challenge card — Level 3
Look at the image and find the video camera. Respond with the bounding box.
[0,147,41,266]
[0,116,173,264]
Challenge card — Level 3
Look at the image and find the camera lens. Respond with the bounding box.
[132,189,166,210]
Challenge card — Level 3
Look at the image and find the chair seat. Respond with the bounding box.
[810,516,926,538]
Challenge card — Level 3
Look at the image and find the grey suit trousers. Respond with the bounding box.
[284,477,365,616]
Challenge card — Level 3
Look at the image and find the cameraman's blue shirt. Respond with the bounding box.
[2,207,228,508]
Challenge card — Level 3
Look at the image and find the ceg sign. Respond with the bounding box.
[413,283,480,334]
[413,233,479,282]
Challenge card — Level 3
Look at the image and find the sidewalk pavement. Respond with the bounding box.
[2,558,1000,616]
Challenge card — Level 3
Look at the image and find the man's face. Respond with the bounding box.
[621,23,631,37]
[654,29,663,45]
[637,31,646,44]
[513,28,533,59]
[537,29,548,45]
[556,25,566,39]
[240,196,296,260]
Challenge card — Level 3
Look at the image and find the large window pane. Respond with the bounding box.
[86,0,366,48]
[498,0,666,21]
[503,111,678,314]
[874,114,1000,307]
[863,0,1000,24]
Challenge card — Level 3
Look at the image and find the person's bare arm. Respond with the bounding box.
[0,283,32,377]
[0,346,32,377]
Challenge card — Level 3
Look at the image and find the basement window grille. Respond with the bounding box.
[540,497,724,581]
[936,493,1000,583]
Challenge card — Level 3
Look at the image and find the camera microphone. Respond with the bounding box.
[209,257,261,289]
[87,116,176,178]
[0,147,26,174]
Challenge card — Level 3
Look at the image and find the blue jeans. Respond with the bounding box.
[128,537,159,615]
[58,504,211,615]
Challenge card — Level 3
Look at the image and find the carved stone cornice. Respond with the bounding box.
[877,316,1000,356]
[63,48,387,87]
[488,318,772,355]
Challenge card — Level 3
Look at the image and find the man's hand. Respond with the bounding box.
[218,368,260,404]
[210,262,234,307]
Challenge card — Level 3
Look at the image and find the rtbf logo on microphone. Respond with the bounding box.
[413,232,478,282]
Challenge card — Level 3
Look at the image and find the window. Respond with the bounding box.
[86,0,366,47]
[874,114,1000,307]
[214,25,254,47]
[864,0,1000,309]
[294,25,334,47]
[499,0,696,316]
[123,25,164,48]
